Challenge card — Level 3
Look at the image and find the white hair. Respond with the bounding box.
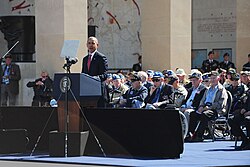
[138,71,148,80]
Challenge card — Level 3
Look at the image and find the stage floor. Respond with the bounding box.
[0,141,249,167]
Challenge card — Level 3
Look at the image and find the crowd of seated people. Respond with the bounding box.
[103,53,250,150]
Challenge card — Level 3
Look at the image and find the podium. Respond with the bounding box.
[54,73,102,132]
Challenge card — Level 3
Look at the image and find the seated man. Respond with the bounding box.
[226,73,248,114]
[109,74,128,107]
[202,73,211,88]
[120,72,148,108]
[145,71,174,109]
[188,71,228,142]
[168,74,188,107]
[228,89,250,150]
[138,71,153,90]
[240,71,250,88]
[26,71,53,106]
[180,71,207,126]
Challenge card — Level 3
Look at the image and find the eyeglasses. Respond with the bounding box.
[152,79,160,82]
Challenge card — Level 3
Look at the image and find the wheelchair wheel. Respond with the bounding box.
[179,111,188,139]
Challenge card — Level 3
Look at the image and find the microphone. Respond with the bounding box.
[69,57,78,64]
[63,57,78,70]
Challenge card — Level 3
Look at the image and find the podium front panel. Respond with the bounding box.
[80,73,101,97]
[54,73,102,101]
[54,73,80,101]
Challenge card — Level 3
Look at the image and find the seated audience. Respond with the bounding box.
[145,71,174,109]
[162,69,175,84]
[26,71,53,106]
[103,73,113,107]
[223,68,236,88]
[109,74,128,107]
[202,73,210,88]
[175,68,191,89]
[120,72,148,108]
[146,69,154,83]
[218,68,227,84]
[168,75,188,107]
[180,71,207,129]
[228,88,250,150]
[240,71,250,88]
[138,71,153,90]
[226,73,248,114]
[187,71,228,142]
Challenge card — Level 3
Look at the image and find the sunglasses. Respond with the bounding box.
[152,79,160,82]
[202,80,209,83]
[131,79,139,82]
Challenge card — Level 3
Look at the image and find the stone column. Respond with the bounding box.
[36,0,87,77]
[236,0,250,71]
[141,0,191,72]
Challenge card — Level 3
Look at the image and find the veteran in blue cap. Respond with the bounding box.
[109,74,129,107]
[145,71,174,109]
[120,72,148,108]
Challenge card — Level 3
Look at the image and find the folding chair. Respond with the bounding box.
[208,91,233,141]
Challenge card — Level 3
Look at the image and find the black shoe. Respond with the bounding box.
[242,143,250,150]
[184,134,192,142]
[190,136,204,142]
[235,140,250,150]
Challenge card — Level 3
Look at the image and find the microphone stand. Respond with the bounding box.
[1,41,19,59]
[63,58,72,157]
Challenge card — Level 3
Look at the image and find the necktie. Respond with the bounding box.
[152,88,160,103]
[87,55,91,71]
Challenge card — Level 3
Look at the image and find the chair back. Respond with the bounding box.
[225,90,233,118]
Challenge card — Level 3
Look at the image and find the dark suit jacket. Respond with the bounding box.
[242,62,250,71]
[132,63,142,72]
[1,63,21,95]
[146,83,174,108]
[219,61,235,71]
[122,85,148,107]
[182,84,207,110]
[81,51,108,81]
[201,59,219,73]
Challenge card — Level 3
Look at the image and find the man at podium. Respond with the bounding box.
[81,37,108,81]
[81,37,109,107]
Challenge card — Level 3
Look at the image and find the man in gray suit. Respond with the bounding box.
[189,71,228,142]
[0,54,21,106]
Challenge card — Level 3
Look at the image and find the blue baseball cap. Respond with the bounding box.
[146,70,154,78]
[153,71,164,79]
[202,73,210,80]
[163,69,174,76]
[106,73,112,78]
[112,74,121,80]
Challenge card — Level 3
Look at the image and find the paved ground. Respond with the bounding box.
[0,141,249,167]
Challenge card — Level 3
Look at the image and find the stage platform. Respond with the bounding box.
[0,141,249,167]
